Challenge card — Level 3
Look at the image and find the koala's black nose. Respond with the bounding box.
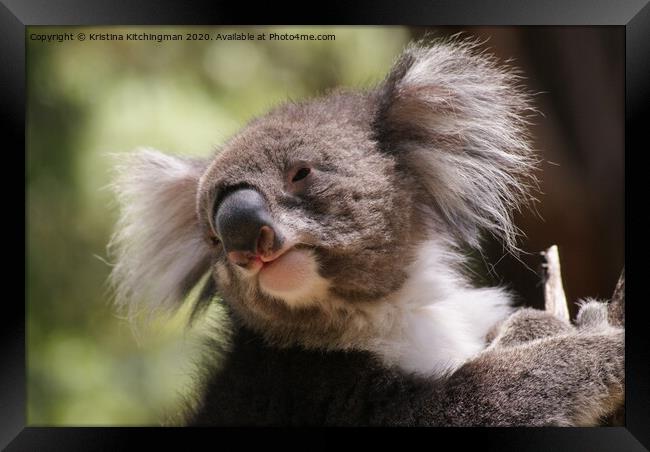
[214,188,283,263]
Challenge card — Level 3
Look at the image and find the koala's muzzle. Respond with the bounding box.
[215,188,284,266]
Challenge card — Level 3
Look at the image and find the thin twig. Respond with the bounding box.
[541,245,570,321]
[608,268,625,327]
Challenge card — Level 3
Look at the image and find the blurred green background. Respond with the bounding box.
[27,26,624,425]
[26,26,412,425]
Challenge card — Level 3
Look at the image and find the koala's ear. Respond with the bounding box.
[373,38,538,250]
[108,148,213,319]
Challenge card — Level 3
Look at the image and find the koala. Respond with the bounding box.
[108,38,624,426]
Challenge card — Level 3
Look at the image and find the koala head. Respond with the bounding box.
[109,38,537,347]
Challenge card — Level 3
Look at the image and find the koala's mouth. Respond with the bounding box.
[230,244,294,273]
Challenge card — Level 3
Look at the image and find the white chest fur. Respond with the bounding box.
[361,240,513,377]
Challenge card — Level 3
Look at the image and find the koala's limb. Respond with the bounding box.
[487,308,574,348]
[456,281,625,427]
[434,326,624,426]
[436,297,624,427]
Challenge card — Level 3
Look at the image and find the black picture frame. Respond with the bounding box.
[5,0,648,449]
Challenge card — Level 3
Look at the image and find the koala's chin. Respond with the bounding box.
[257,249,314,297]
[247,247,329,308]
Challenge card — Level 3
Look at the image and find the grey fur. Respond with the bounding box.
[374,38,539,250]
[108,149,212,320]
[108,37,624,426]
[440,305,623,426]
[186,299,623,426]
[486,307,574,348]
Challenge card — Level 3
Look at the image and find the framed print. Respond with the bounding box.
[4,0,649,449]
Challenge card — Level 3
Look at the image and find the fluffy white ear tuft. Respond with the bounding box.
[108,148,212,319]
[374,37,539,251]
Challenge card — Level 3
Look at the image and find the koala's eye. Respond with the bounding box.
[291,167,311,182]
[286,163,314,195]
